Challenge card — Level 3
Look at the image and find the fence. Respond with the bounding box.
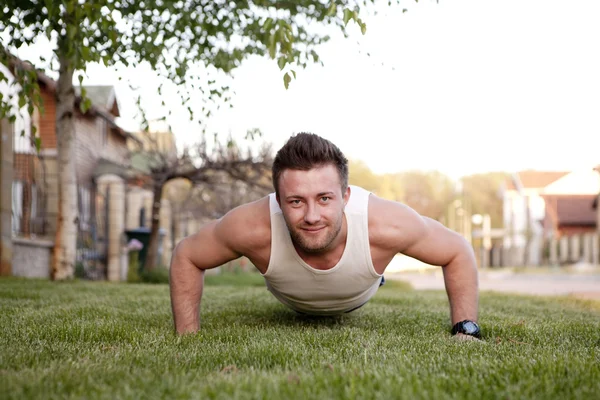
[75,184,109,280]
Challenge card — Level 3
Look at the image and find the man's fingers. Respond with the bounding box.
[453,333,483,342]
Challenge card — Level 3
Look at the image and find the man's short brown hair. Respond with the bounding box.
[272,132,349,195]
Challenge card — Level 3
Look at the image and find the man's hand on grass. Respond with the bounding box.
[454,333,483,342]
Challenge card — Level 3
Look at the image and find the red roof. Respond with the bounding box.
[504,170,570,191]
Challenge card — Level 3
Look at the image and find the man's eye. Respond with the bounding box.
[291,200,301,205]
[321,197,330,202]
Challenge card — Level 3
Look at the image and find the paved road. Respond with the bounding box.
[386,269,600,301]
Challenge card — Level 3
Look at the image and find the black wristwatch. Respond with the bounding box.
[451,320,481,339]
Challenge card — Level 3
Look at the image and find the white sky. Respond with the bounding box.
[9,0,600,180]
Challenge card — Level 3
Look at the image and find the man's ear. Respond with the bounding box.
[343,186,351,207]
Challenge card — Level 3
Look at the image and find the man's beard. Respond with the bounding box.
[286,213,344,254]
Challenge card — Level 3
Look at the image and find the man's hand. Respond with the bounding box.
[453,333,483,342]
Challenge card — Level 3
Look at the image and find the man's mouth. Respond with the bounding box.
[301,226,326,233]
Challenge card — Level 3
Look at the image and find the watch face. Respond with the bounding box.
[452,320,481,338]
[463,321,479,334]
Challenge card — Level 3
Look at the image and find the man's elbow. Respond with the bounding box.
[170,238,185,265]
[170,236,197,273]
[444,232,477,269]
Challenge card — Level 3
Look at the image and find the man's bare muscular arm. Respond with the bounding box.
[169,197,270,335]
[369,195,479,331]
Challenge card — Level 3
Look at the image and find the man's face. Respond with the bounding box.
[277,164,350,254]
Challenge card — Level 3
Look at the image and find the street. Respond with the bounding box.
[387,268,600,301]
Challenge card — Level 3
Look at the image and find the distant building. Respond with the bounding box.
[501,168,600,267]
[501,170,569,265]
[541,169,599,235]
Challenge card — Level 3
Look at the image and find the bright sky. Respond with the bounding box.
[9,0,600,180]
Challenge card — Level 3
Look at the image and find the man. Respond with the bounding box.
[169,133,481,340]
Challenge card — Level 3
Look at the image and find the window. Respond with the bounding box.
[78,186,91,231]
[13,106,34,154]
[139,207,146,228]
[11,181,23,234]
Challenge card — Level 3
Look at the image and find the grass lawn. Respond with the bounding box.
[1,272,599,399]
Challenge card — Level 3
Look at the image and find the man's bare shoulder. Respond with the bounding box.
[215,195,272,253]
[367,193,427,253]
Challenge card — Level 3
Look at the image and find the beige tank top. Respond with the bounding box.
[261,185,383,315]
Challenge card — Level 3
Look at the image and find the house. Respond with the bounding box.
[541,168,599,235]
[3,55,143,280]
[501,170,569,266]
[540,169,599,265]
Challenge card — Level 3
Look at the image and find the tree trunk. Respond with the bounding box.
[144,181,164,271]
[52,56,78,280]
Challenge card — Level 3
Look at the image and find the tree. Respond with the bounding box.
[348,159,379,193]
[460,172,509,228]
[130,128,273,271]
[1,0,403,280]
[395,170,455,221]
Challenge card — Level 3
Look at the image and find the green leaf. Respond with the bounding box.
[268,34,277,59]
[264,17,273,32]
[277,57,287,70]
[343,9,353,25]
[290,70,296,79]
[34,137,42,151]
[80,98,92,113]
[18,96,26,109]
[327,2,337,16]
[283,72,291,90]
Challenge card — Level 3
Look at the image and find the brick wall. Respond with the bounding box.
[38,90,56,150]
[13,153,35,182]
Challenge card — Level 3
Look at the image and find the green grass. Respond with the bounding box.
[1,273,599,400]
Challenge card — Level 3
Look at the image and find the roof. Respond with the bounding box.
[542,169,600,195]
[74,85,118,116]
[504,170,569,191]
[543,194,597,227]
[3,52,130,139]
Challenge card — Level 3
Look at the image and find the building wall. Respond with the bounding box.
[12,238,53,278]
[503,189,538,246]
[75,117,130,185]
[502,188,546,265]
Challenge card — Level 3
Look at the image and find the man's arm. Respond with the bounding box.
[401,215,479,327]
[371,197,479,328]
[168,218,237,334]
[169,197,270,335]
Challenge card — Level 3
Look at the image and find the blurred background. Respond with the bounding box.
[1,0,599,282]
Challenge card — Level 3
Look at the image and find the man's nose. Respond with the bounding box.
[304,203,321,224]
